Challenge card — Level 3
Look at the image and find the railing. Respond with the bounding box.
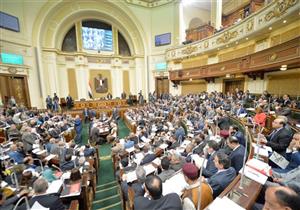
[166,0,299,61]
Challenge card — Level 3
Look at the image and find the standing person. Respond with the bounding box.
[138,91,144,105]
[66,94,73,110]
[74,115,82,145]
[53,93,59,112]
[8,96,17,107]
[46,95,53,110]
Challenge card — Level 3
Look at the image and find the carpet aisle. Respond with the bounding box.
[89,119,130,210]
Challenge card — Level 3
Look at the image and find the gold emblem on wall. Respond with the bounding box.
[94,74,108,93]
[269,53,278,61]
[182,46,197,55]
[264,0,298,22]
[247,21,254,32]
[216,31,238,44]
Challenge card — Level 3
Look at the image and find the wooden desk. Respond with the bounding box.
[73,99,127,110]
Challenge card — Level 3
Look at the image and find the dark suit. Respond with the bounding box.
[17,194,65,210]
[208,167,236,198]
[140,154,156,165]
[121,181,144,201]
[60,160,75,171]
[134,193,182,210]
[229,145,246,173]
[234,131,246,147]
[202,152,217,178]
[266,127,292,155]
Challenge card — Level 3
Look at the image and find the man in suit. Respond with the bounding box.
[66,94,73,109]
[227,136,246,173]
[8,144,24,164]
[21,127,37,153]
[60,153,75,172]
[202,140,219,178]
[205,152,236,198]
[229,125,246,147]
[263,117,292,156]
[17,178,65,210]
[134,175,182,210]
[82,108,90,123]
[0,189,28,210]
[158,157,175,182]
[140,146,156,165]
[235,103,246,117]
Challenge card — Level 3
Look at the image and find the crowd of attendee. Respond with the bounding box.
[112,90,300,210]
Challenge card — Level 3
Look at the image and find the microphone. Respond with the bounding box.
[13,196,30,210]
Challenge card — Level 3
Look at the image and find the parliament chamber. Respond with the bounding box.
[0,0,300,210]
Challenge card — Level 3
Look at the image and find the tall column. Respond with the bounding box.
[211,0,223,30]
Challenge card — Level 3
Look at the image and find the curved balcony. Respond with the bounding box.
[166,0,299,61]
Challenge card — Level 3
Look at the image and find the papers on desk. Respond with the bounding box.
[45,154,56,161]
[181,140,191,148]
[144,164,156,175]
[246,108,255,111]
[61,172,71,180]
[241,158,271,185]
[46,179,63,194]
[125,146,135,153]
[252,143,272,157]
[126,171,137,183]
[191,154,207,169]
[60,182,81,198]
[0,155,9,160]
[269,151,289,169]
[206,197,245,210]
[32,148,46,155]
[162,171,187,196]
[141,136,151,143]
[159,143,168,150]
[1,181,8,188]
[152,157,161,166]
[133,152,145,165]
[238,113,247,118]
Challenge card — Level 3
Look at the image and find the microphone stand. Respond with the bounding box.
[239,126,249,190]
[11,172,19,190]
[196,153,206,210]
[13,196,30,210]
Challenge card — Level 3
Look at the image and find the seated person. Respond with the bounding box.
[202,140,219,178]
[60,154,75,172]
[140,145,156,165]
[16,178,65,210]
[134,175,182,210]
[227,136,246,173]
[182,163,213,210]
[253,107,267,127]
[158,157,175,182]
[267,166,300,188]
[0,189,28,210]
[263,186,300,210]
[121,166,146,201]
[205,152,236,198]
[262,117,292,156]
[273,133,300,173]
[8,144,24,164]
[169,153,186,172]
[181,143,194,163]
[116,157,137,181]
[229,125,245,147]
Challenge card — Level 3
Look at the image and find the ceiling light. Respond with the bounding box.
[283,20,287,23]
[280,67,287,71]
[281,65,287,68]
[226,74,230,78]
[269,27,272,30]
[246,37,249,40]
[189,78,193,81]
[235,41,238,44]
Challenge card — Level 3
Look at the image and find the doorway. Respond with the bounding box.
[224,79,245,94]
[155,77,169,98]
[0,74,31,107]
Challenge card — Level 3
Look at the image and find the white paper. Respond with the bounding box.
[133,152,145,165]
[238,113,247,118]
[191,154,207,168]
[159,143,168,150]
[46,180,63,194]
[242,165,268,185]
[162,172,187,196]
[0,155,9,160]
[144,164,156,175]
[125,146,135,153]
[269,151,290,169]
[152,157,161,166]
[31,201,49,210]
[45,154,56,161]
[126,170,137,183]
[246,158,271,176]
[252,144,269,157]
[61,172,71,180]
[207,197,245,210]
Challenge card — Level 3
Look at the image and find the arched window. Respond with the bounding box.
[61,25,77,52]
[118,31,131,56]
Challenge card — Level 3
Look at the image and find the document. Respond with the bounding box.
[206,197,245,210]
[269,151,289,169]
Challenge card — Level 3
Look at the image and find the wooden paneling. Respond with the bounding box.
[67,69,78,100]
[155,77,169,97]
[219,45,255,62]
[186,24,215,42]
[181,81,207,95]
[73,99,127,110]
[170,37,300,81]
[267,73,300,96]
[182,57,208,69]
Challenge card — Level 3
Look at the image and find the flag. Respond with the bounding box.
[88,80,93,99]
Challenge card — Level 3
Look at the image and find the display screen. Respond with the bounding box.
[0,53,23,65]
[155,33,171,47]
[0,11,20,32]
[82,27,113,51]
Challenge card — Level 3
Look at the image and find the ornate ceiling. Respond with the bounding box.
[125,0,175,8]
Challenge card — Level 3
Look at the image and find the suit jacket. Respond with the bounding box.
[60,160,75,171]
[158,169,175,182]
[134,193,182,210]
[22,132,36,152]
[140,153,156,165]
[202,152,218,178]
[121,181,145,201]
[234,131,246,147]
[17,194,65,210]
[208,167,236,198]
[229,145,246,173]
[266,127,292,155]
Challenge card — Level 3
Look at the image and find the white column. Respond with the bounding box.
[42,52,59,95]
[129,66,136,94]
[57,65,69,97]
[179,1,185,43]
[111,67,123,98]
[75,66,88,99]
[134,57,145,95]
[211,0,223,30]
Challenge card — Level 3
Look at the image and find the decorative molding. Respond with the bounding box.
[166,0,299,61]
[125,0,173,8]
[169,37,300,81]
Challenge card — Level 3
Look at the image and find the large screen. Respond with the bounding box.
[82,27,113,51]
[0,12,20,32]
[155,33,171,47]
[0,53,23,65]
